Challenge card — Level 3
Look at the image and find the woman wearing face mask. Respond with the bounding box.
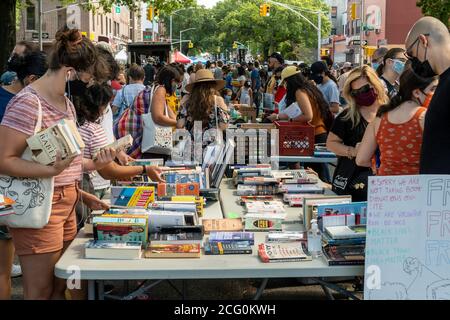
[376,48,406,98]
[356,69,438,175]
[0,27,97,299]
[327,66,389,201]
[0,49,47,300]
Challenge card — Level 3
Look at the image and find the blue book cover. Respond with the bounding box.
[114,188,136,207]
[316,202,367,224]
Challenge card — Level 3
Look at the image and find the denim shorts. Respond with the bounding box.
[0,225,12,240]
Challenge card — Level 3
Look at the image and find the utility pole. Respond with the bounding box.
[360,0,365,66]
[38,0,43,50]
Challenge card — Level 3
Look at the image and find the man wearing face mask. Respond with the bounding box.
[311,61,340,114]
[405,17,450,174]
[377,48,406,99]
[371,47,388,73]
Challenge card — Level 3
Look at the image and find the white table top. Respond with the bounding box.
[55,178,364,280]
[271,156,337,164]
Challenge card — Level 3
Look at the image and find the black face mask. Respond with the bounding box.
[66,79,88,97]
[410,56,436,78]
[312,74,324,85]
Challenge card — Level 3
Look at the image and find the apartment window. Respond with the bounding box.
[101,15,103,34]
[57,6,66,30]
[26,1,36,30]
[92,14,95,31]
[109,19,112,35]
[331,6,337,19]
[105,17,108,34]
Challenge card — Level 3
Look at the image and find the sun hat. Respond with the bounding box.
[185,69,226,92]
[280,66,301,82]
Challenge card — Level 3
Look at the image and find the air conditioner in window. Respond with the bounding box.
[375,29,381,34]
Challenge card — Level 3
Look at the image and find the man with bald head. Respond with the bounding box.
[405,17,450,174]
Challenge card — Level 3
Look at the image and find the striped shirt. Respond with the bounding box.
[1,86,82,187]
[78,121,110,190]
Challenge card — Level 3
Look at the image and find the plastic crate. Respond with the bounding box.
[274,121,315,156]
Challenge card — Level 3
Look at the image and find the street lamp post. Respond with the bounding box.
[170,7,195,51]
[180,28,196,54]
[38,0,43,50]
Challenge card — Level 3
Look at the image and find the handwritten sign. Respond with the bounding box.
[365,175,450,300]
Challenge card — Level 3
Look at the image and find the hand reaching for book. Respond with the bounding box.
[79,190,110,211]
[116,150,134,166]
[94,148,116,170]
[145,165,165,183]
[51,152,75,175]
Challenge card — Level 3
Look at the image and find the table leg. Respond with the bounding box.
[320,284,335,300]
[98,280,105,300]
[88,280,96,300]
[253,278,268,300]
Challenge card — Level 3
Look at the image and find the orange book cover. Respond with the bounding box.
[157,183,200,198]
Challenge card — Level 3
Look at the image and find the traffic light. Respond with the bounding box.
[232,41,238,49]
[147,6,153,21]
[154,8,159,17]
[351,3,357,20]
[266,4,270,16]
[259,4,266,17]
[189,41,194,49]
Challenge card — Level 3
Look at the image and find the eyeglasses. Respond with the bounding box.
[404,33,430,60]
[350,84,372,97]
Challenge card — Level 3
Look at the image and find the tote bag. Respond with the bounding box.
[141,85,173,155]
[0,94,54,228]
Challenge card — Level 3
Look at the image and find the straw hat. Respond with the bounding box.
[281,66,301,82]
[185,69,225,92]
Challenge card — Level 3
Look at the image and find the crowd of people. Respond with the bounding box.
[0,16,449,300]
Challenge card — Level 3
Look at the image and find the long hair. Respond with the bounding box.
[74,83,113,126]
[342,65,389,128]
[186,82,216,126]
[285,73,333,131]
[377,68,437,117]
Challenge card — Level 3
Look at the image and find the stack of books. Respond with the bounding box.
[85,240,142,260]
[265,231,308,243]
[204,232,254,255]
[322,225,366,266]
[26,119,85,165]
[92,214,149,243]
[243,200,286,232]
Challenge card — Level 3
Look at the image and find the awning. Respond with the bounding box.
[174,51,192,64]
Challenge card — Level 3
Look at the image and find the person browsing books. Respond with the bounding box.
[0,27,105,300]
[326,66,389,201]
[357,67,438,175]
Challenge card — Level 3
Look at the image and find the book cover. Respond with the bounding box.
[144,243,201,258]
[266,231,307,243]
[171,196,205,217]
[258,243,312,263]
[316,201,368,225]
[303,196,352,231]
[149,232,203,245]
[245,201,285,214]
[209,232,254,245]
[93,134,133,160]
[244,217,283,232]
[279,184,324,194]
[321,232,366,247]
[325,225,366,240]
[94,224,148,243]
[243,177,279,185]
[85,240,142,260]
[323,245,365,266]
[204,241,253,255]
[157,183,200,198]
[111,187,155,208]
[202,218,243,234]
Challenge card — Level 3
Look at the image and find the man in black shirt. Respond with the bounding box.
[143,57,155,86]
[405,17,450,174]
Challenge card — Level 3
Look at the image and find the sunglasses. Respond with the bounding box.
[351,84,372,97]
[404,33,430,60]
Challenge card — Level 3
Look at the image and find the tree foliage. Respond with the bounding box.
[417,0,450,27]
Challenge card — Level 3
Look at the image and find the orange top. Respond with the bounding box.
[376,107,426,176]
[310,99,327,136]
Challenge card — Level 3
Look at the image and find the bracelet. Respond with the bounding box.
[142,165,147,175]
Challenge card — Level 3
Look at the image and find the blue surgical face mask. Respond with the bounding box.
[392,59,406,75]
[224,95,231,104]
[372,62,380,71]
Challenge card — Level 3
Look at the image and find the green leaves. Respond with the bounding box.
[416,0,450,27]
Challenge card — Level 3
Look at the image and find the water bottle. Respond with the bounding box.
[307,219,322,258]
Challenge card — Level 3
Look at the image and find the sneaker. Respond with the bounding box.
[11,264,22,278]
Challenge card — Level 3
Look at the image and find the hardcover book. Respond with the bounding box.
[111,186,155,208]
[208,232,254,245]
[204,241,253,255]
[85,240,142,260]
[325,225,366,240]
[202,218,243,234]
[144,243,201,258]
[258,242,312,263]
[322,245,365,266]
[244,217,283,232]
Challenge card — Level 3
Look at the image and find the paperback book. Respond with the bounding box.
[208,232,254,245]
[202,218,243,234]
[245,200,285,214]
[85,240,142,260]
[204,241,253,255]
[258,243,312,263]
[144,243,201,258]
[111,186,155,208]
[157,183,200,198]
[265,231,307,243]
[322,245,365,266]
[325,225,366,240]
[244,216,283,232]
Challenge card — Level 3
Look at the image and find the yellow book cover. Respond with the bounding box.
[127,187,155,208]
[171,196,205,217]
